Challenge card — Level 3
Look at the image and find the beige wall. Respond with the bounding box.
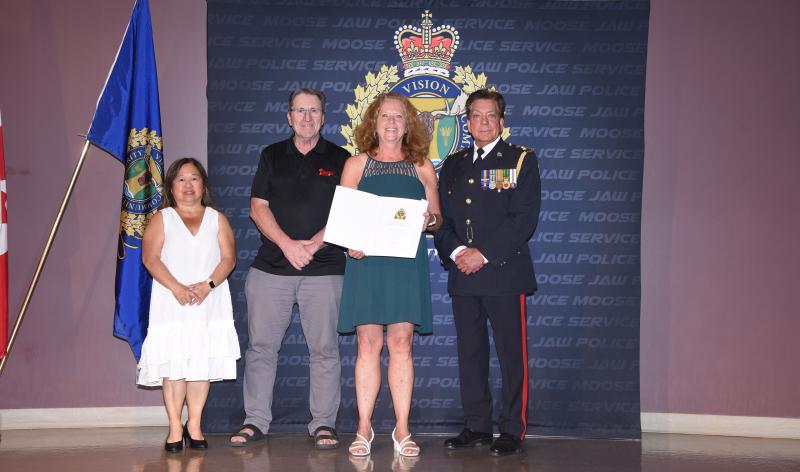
[641,0,800,416]
[0,0,206,408]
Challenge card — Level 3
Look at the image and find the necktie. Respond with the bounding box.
[475,147,484,165]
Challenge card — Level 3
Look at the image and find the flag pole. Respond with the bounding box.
[0,139,92,377]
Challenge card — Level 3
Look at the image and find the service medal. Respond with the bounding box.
[502,169,511,189]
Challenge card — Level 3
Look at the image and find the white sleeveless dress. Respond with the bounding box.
[137,207,240,386]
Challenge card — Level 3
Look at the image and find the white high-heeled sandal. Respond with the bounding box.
[348,427,375,457]
[392,427,420,457]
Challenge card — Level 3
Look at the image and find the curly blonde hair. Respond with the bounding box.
[354,93,430,166]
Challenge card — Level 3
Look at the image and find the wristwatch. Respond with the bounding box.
[207,278,216,290]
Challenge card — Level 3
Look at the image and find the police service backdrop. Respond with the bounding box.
[205,0,648,439]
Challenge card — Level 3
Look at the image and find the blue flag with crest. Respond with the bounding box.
[87,0,163,361]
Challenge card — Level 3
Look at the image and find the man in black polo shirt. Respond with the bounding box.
[229,88,349,449]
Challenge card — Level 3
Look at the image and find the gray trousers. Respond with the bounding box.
[242,268,343,435]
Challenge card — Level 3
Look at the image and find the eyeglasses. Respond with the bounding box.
[469,112,500,121]
[290,107,322,116]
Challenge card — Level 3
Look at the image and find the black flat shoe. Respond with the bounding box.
[164,439,183,453]
[490,433,523,456]
[444,428,493,449]
[184,423,209,450]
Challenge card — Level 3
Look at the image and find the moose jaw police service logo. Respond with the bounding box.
[341,10,509,170]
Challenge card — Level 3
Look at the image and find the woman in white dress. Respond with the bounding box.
[137,157,240,452]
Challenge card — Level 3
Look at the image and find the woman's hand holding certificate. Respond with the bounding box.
[324,185,428,258]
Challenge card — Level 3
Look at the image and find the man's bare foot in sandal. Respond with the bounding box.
[228,424,265,447]
[311,426,340,450]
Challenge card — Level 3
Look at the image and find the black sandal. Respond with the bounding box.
[228,423,265,447]
[311,425,340,450]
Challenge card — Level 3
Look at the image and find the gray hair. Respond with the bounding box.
[288,88,326,114]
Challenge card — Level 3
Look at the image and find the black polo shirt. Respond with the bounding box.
[250,136,350,276]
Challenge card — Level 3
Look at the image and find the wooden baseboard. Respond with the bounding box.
[0,406,176,430]
[641,412,800,439]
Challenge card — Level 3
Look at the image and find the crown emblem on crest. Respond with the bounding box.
[343,10,507,166]
[394,10,459,78]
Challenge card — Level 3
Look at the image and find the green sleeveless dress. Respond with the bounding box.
[338,157,433,334]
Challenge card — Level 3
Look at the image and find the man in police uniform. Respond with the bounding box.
[230,88,349,449]
[434,89,541,456]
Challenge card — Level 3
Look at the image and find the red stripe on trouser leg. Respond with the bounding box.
[519,294,528,439]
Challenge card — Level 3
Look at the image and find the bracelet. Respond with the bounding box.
[426,213,437,227]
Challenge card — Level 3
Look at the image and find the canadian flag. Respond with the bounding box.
[0,111,7,358]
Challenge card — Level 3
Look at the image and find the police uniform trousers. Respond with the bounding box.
[452,293,529,439]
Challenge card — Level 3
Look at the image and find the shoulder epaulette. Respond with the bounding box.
[511,143,533,153]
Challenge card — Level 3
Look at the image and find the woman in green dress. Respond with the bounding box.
[338,93,441,457]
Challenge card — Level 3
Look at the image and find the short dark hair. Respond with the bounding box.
[160,157,214,209]
[465,89,505,119]
[288,88,326,114]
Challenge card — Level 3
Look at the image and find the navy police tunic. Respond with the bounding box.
[435,138,541,296]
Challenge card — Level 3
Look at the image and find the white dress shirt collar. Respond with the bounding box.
[473,136,502,163]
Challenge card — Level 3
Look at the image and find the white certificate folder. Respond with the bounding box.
[323,185,428,258]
